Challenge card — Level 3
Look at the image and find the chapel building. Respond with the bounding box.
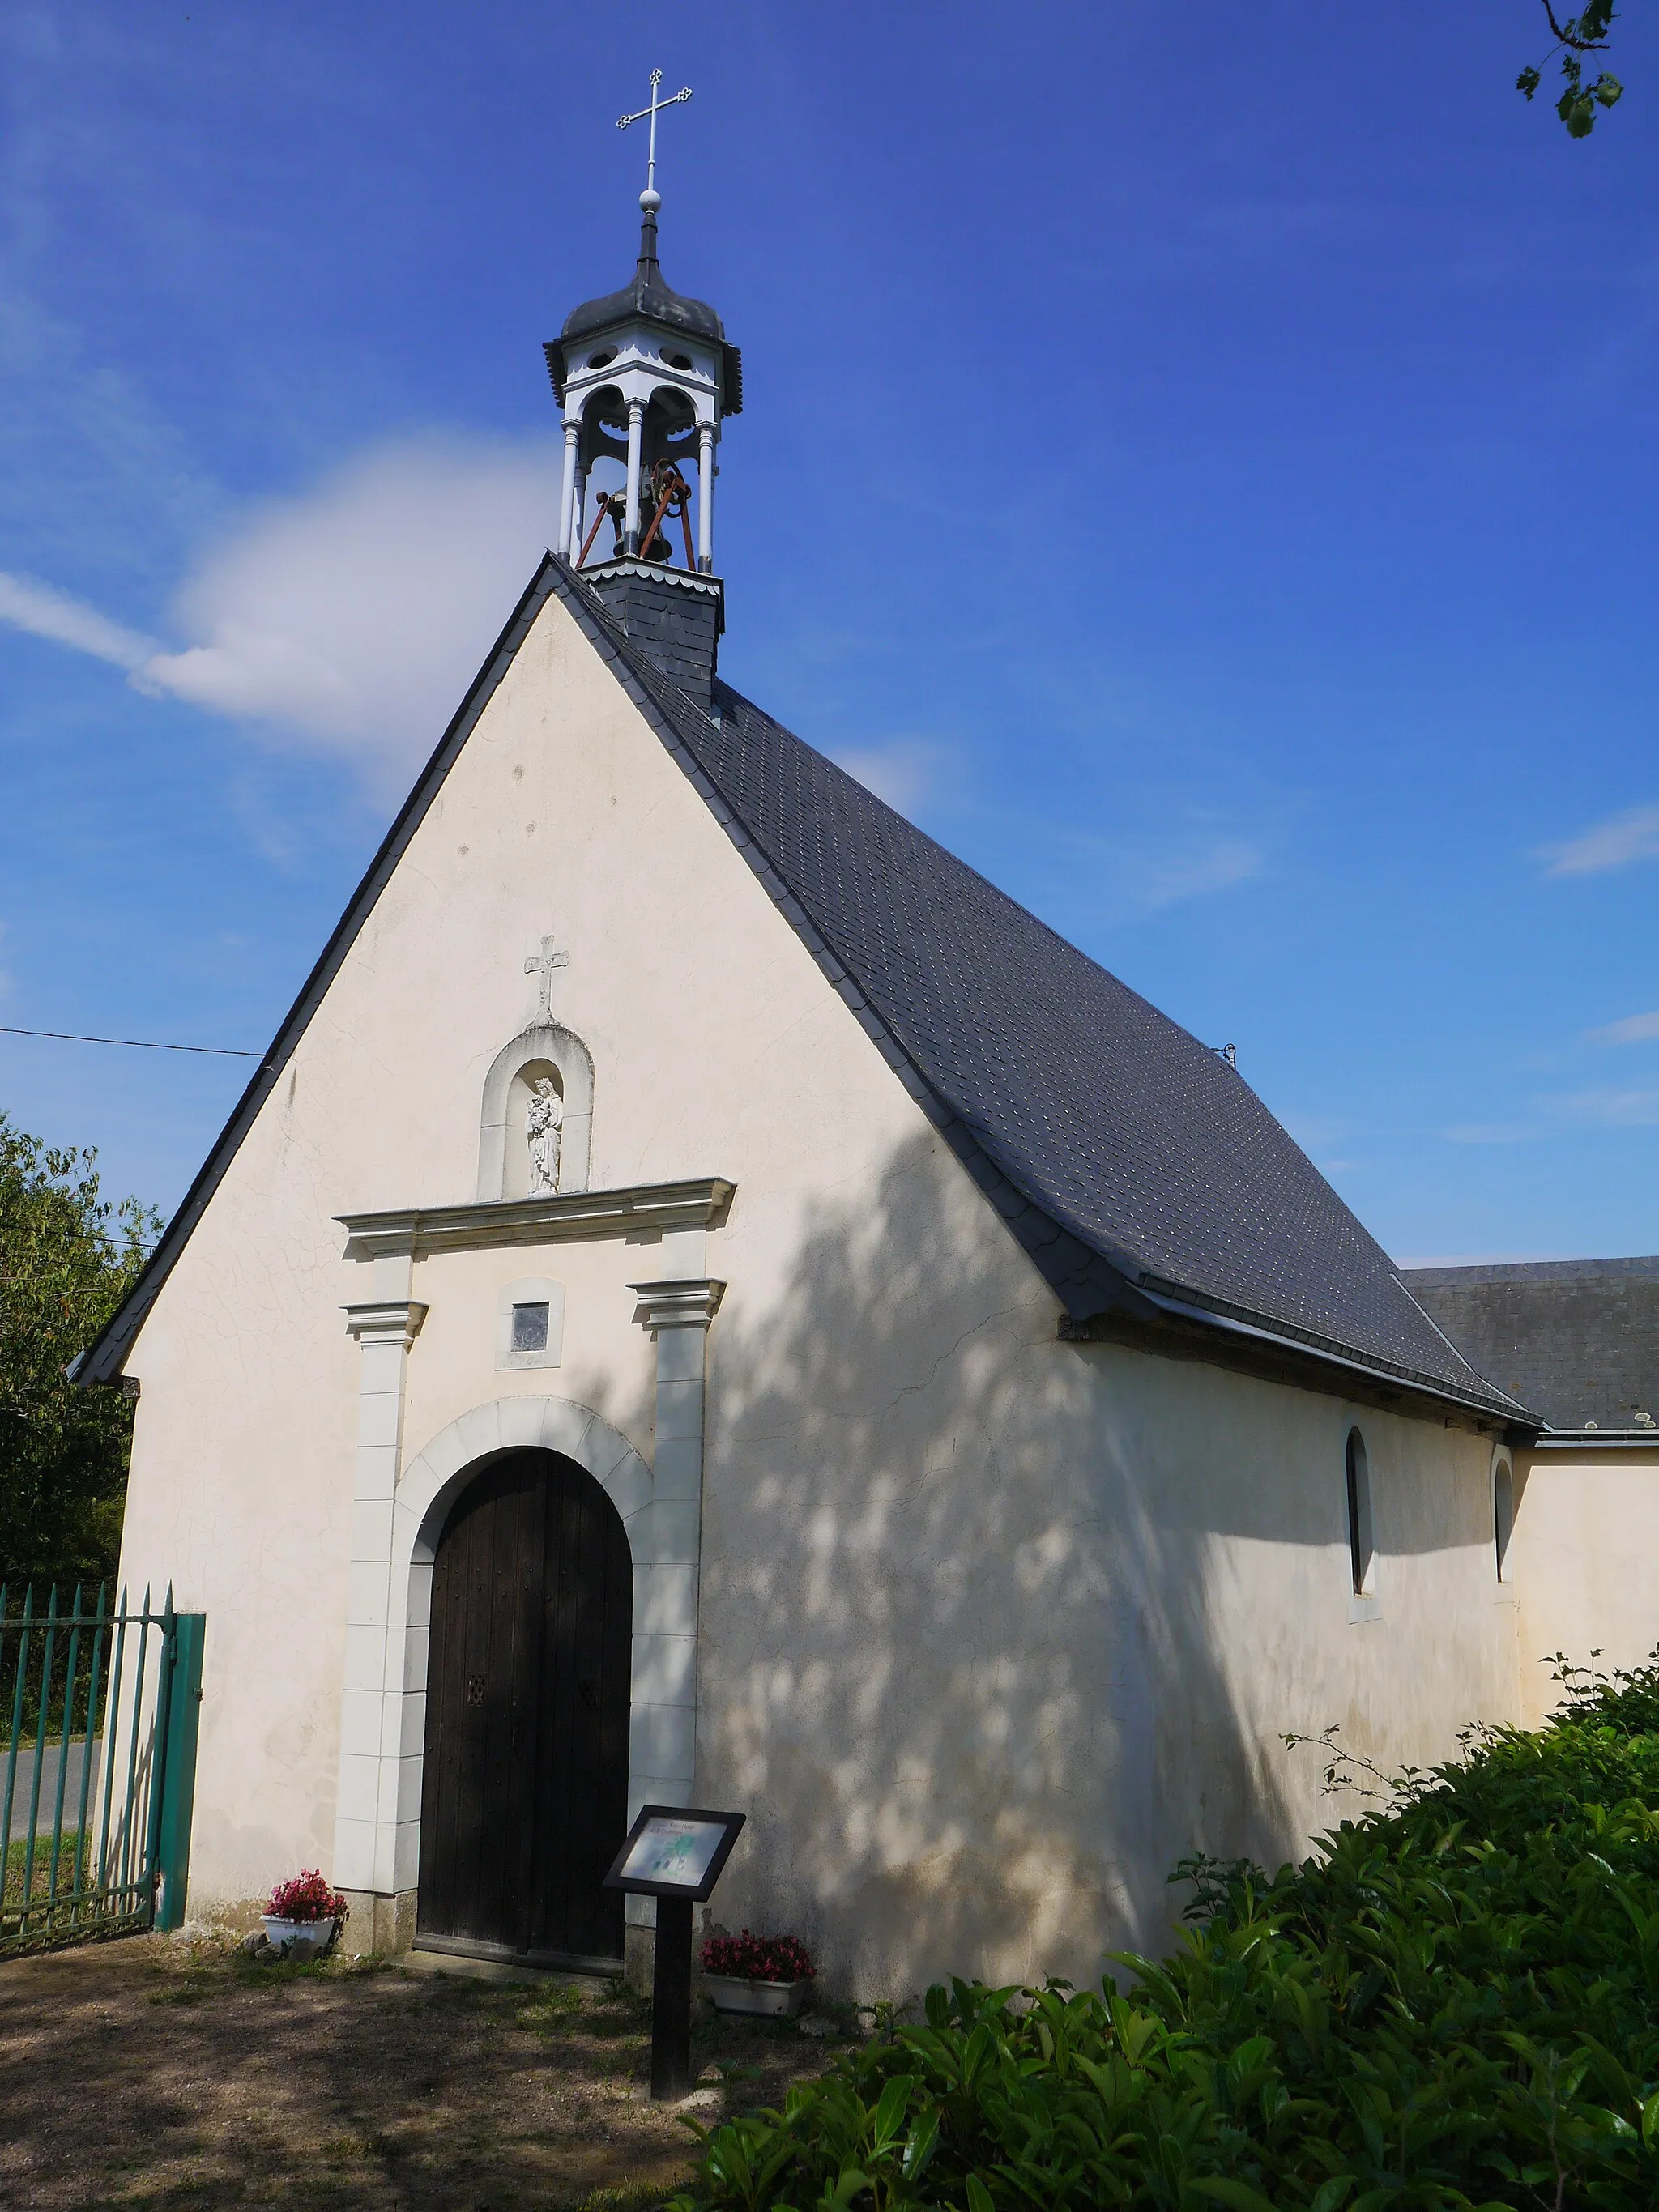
[77,190,1659,1993]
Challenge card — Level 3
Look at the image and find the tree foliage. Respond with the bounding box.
[676,1654,1659,2210]
[0,1118,157,1585]
[1519,2,1626,134]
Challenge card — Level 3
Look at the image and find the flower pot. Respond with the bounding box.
[703,1972,810,2018]
[262,1914,338,1958]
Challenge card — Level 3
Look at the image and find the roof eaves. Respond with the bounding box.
[1531,1428,1659,1449]
[1130,1276,1537,1426]
[71,556,565,1387]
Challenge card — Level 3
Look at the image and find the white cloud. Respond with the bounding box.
[1542,805,1659,877]
[832,739,946,816]
[0,434,563,795]
[0,571,156,668]
[1550,1086,1659,1127]
[139,436,562,787]
[1126,833,1264,910]
[1587,1011,1659,1046]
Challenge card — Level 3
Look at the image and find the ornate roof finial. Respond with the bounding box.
[617,69,693,265]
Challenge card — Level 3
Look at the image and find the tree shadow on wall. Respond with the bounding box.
[689,1128,1331,2004]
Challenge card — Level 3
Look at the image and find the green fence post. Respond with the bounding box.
[152,1614,205,1933]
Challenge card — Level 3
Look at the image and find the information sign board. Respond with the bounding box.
[603,1804,747,2100]
[604,1805,746,1902]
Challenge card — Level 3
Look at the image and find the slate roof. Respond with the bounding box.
[557,566,1529,1423]
[74,553,1530,1423]
[545,211,743,414]
[1401,1259,1659,1437]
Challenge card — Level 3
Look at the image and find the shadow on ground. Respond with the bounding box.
[0,1934,834,2210]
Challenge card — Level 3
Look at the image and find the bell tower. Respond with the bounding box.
[544,75,740,698]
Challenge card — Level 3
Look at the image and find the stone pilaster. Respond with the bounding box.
[623,1272,723,1987]
[334,1252,425,1941]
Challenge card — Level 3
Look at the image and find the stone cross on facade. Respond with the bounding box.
[525,932,569,1025]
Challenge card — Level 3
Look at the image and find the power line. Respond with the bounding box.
[0,1026,260,1059]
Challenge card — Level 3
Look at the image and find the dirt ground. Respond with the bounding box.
[0,1934,844,2211]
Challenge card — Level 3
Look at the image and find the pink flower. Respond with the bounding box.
[699,1929,814,1982]
[265,1869,350,1924]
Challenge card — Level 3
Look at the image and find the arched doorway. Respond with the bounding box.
[416,1448,633,1970]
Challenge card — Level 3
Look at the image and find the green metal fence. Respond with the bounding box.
[1,1583,204,1958]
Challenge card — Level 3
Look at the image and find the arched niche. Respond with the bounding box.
[477,1025,594,1200]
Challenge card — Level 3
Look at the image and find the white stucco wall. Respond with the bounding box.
[694,1217,1519,1992]
[1510,1449,1659,1727]
[115,582,1521,1992]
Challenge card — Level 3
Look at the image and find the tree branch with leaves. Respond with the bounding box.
[1519,0,1625,134]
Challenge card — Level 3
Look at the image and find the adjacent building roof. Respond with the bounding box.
[74,554,1532,1426]
[1401,1259,1659,1438]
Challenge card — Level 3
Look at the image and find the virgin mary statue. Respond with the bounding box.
[527,1077,563,1196]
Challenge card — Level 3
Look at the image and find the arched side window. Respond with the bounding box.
[1492,1456,1516,1584]
[1346,1427,1376,1598]
[477,1025,595,1201]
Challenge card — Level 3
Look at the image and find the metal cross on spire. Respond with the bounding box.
[617,69,693,201]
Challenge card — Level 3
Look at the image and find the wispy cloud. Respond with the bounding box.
[0,434,563,794]
[1541,805,1659,877]
[0,572,156,670]
[832,739,946,817]
[1550,1087,1659,1127]
[1126,833,1264,910]
[1586,1011,1659,1046]
[1281,1114,1348,1153]
[0,285,220,588]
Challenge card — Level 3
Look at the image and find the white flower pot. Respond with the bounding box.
[703,1972,810,2018]
[262,1914,337,1958]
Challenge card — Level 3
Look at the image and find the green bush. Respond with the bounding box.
[0,1116,158,1586]
[674,1658,1659,2210]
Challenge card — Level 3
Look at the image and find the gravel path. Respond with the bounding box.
[0,1935,837,2210]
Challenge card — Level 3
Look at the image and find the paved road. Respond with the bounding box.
[4,1738,102,1844]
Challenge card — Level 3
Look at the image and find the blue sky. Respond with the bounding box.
[2,1,1657,1263]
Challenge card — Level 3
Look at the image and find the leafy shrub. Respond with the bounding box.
[266,1869,348,1924]
[702,1931,815,1984]
[674,1656,1659,2210]
[0,1117,159,1587]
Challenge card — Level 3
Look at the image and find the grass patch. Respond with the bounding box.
[148,1979,216,2006]
[3,1828,89,1907]
[557,2184,673,2212]
[517,1981,587,2034]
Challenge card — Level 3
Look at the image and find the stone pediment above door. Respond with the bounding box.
[337,1178,735,1262]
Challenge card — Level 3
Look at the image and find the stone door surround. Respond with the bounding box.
[331,1177,731,1954]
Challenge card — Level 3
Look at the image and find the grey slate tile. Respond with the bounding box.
[565,565,1524,1418]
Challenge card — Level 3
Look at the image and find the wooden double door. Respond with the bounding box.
[416,1450,633,1970]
